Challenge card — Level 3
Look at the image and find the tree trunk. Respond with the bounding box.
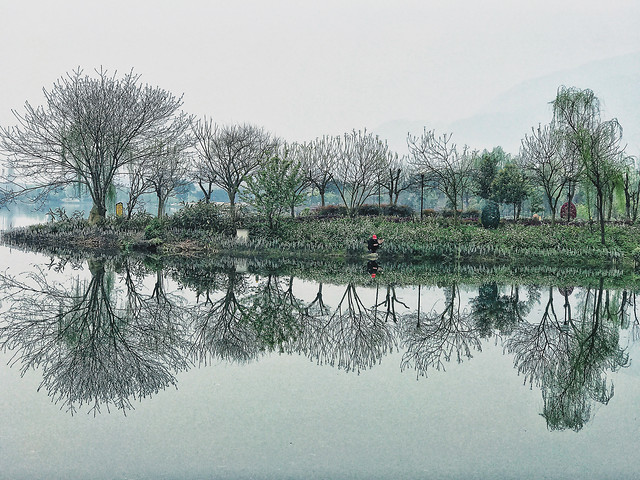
[88,203,106,225]
[199,180,212,203]
[597,192,606,245]
[157,194,166,218]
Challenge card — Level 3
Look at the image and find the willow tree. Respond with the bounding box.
[552,86,623,244]
[0,68,191,223]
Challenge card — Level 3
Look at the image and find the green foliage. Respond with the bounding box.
[383,204,414,217]
[441,209,462,218]
[481,201,500,229]
[168,201,233,234]
[474,148,502,199]
[492,162,528,218]
[461,208,481,220]
[528,188,545,215]
[144,217,167,240]
[240,155,307,231]
[311,205,349,218]
[357,204,383,216]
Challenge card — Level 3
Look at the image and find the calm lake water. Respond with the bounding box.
[1,219,640,479]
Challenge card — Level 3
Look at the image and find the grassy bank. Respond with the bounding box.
[2,204,639,269]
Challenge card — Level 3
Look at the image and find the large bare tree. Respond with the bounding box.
[520,124,568,225]
[298,136,338,207]
[407,130,473,223]
[191,118,276,219]
[333,129,388,212]
[0,68,191,223]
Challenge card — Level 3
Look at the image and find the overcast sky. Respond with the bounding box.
[1,0,638,148]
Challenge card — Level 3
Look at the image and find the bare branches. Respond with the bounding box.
[407,130,473,221]
[520,124,567,225]
[0,68,191,222]
[191,119,276,218]
[333,129,389,212]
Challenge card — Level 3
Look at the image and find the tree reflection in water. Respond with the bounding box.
[399,283,481,377]
[289,282,398,373]
[0,256,634,426]
[185,268,261,365]
[505,280,629,431]
[0,258,190,414]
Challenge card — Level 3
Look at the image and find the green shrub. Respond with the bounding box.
[442,209,462,218]
[168,201,233,234]
[312,205,348,218]
[481,201,500,229]
[462,208,481,220]
[357,204,382,216]
[144,217,167,240]
[422,209,438,218]
[383,204,414,217]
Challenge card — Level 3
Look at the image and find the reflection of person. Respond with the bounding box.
[367,260,380,278]
[367,234,384,253]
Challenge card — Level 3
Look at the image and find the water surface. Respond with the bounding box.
[0,243,639,479]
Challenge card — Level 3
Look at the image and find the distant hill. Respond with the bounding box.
[376,52,640,156]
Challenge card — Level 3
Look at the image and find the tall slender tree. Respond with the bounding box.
[520,124,567,225]
[552,86,624,244]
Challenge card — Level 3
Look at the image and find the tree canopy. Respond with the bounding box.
[0,68,191,223]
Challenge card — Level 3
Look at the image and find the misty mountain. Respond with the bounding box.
[376,51,640,156]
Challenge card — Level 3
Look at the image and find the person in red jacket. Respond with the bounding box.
[367,234,383,253]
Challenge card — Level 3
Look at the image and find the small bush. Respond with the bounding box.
[461,208,480,220]
[442,209,462,218]
[422,209,438,218]
[481,201,500,229]
[383,204,414,217]
[169,201,233,234]
[312,205,348,218]
[357,204,383,216]
[144,217,167,240]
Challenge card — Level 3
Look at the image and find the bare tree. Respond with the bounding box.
[144,145,192,217]
[333,129,389,212]
[520,124,568,225]
[122,158,152,219]
[191,118,276,219]
[295,137,338,207]
[379,152,415,205]
[0,259,190,413]
[407,130,473,223]
[399,284,481,378]
[0,68,191,223]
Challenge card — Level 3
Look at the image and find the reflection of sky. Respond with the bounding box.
[1,247,639,478]
[0,210,46,230]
